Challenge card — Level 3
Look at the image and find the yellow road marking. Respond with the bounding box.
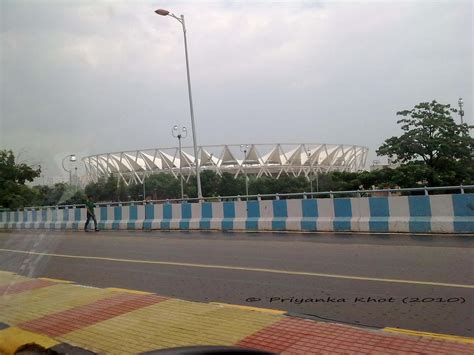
[38,277,73,284]
[107,287,153,295]
[0,327,59,355]
[60,299,279,352]
[210,302,286,315]
[383,327,474,344]
[0,248,473,289]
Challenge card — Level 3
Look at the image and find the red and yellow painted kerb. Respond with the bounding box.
[0,270,473,354]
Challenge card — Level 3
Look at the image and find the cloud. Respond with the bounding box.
[0,0,471,183]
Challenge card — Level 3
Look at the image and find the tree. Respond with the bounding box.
[118,178,128,201]
[200,170,221,197]
[377,100,474,185]
[0,150,41,208]
[84,175,121,202]
[103,175,119,201]
[218,172,244,197]
[137,174,181,200]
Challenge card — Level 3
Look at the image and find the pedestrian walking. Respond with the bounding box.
[84,195,99,232]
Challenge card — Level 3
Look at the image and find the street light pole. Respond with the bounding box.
[316,171,319,193]
[306,150,313,195]
[61,154,76,185]
[155,9,202,199]
[173,125,188,200]
[74,167,78,191]
[240,144,249,197]
[458,98,465,125]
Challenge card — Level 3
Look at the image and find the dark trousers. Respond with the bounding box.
[85,212,98,230]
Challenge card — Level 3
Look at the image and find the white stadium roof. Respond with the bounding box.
[83,143,369,185]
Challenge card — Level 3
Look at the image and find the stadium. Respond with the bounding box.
[83,143,369,185]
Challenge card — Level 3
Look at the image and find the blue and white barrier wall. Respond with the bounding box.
[0,194,473,234]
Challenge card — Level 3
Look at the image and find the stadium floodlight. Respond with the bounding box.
[155,9,202,200]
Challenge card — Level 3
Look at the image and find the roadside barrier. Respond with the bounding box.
[0,193,472,233]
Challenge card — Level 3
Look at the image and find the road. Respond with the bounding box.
[0,230,473,337]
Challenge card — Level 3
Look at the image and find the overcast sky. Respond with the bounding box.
[1,0,472,184]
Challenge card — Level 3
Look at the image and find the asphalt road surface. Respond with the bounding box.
[0,230,473,337]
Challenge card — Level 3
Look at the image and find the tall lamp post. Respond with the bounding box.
[74,167,78,192]
[61,154,76,185]
[173,125,188,199]
[155,8,202,199]
[240,144,249,197]
[306,150,313,195]
[458,98,464,125]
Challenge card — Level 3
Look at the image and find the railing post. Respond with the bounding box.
[303,193,307,199]
[424,186,428,196]
[330,191,334,198]
[237,195,241,202]
[460,184,464,194]
[257,194,261,201]
[275,193,280,200]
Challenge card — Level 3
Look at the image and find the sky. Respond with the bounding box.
[0,0,472,184]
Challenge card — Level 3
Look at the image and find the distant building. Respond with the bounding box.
[369,158,400,171]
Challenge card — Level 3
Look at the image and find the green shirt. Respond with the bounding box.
[85,200,95,215]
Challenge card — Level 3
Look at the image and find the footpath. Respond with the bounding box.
[0,270,473,354]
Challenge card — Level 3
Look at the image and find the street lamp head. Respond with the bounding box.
[70,154,77,162]
[173,125,179,131]
[458,98,463,108]
[155,9,170,16]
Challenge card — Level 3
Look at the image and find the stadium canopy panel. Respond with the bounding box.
[83,143,369,185]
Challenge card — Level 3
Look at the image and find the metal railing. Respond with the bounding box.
[9,185,473,212]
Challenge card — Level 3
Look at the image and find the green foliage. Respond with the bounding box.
[200,170,221,197]
[0,150,41,208]
[249,175,309,195]
[118,179,128,201]
[377,100,474,185]
[217,173,244,196]
[125,174,181,201]
[29,183,85,206]
[145,174,181,200]
[84,175,121,201]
